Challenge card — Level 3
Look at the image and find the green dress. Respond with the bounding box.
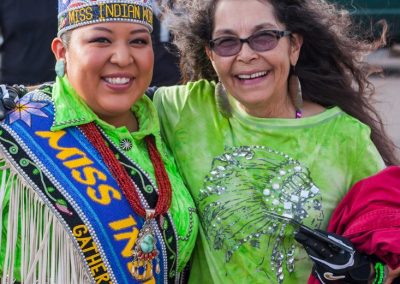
[154,79,385,284]
[0,77,199,283]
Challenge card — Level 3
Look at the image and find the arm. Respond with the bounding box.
[153,84,190,152]
[296,166,400,283]
[295,228,373,283]
[0,84,24,116]
[296,228,400,283]
[386,267,400,283]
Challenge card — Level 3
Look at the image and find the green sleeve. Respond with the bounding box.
[349,124,385,187]
[166,160,199,271]
[153,84,189,152]
[154,86,200,271]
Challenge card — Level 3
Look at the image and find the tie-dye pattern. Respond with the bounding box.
[154,79,385,284]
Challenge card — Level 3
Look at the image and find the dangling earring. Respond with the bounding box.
[288,65,303,114]
[215,81,232,118]
[55,59,65,78]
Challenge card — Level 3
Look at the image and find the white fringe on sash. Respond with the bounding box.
[0,158,92,283]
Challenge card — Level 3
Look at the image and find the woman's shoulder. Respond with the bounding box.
[0,87,54,129]
[154,79,216,110]
[329,107,372,132]
[303,104,371,131]
[154,80,215,100]
[16,84,55,108]
[292,105,374,150]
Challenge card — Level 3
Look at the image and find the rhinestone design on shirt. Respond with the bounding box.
[198,145,324,283]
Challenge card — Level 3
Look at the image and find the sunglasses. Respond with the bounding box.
[209,30,292,57]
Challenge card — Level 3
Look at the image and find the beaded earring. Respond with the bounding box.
[55,59,65,78]
[288,65,303,116]
[215,81,232,118]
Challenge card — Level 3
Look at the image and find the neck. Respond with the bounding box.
[239,96,297,119]
[100,111,139,132]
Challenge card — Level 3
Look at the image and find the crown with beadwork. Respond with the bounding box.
[58,0,153,36]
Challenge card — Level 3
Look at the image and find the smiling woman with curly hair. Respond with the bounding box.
[0,1,199,283]
[152,0,399,283]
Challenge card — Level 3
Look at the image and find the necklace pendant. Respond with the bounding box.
[130,209,160,281]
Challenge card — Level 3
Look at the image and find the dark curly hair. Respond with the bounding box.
[164,0,398,165]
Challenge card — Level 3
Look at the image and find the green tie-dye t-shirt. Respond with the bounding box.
[154,79,385,284]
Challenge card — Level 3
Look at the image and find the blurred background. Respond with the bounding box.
[334,0,400,45]
[331,0,400,158]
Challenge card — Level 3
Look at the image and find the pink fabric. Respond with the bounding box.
[308,166,400,284]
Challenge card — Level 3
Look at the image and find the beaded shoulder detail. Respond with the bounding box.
[28,84,53,102]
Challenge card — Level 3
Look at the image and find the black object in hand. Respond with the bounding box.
[0,84,24,119]
[295,227,371,283]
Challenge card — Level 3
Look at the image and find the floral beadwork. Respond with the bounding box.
[9,94,48,127]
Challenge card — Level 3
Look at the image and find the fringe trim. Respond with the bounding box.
[0,158,92,283]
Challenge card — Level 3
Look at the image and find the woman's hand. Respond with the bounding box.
[385,266,400,283]
[295,227,372,283]
[0,84,23,119]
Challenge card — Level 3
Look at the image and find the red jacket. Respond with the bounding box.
[308,166,400,283]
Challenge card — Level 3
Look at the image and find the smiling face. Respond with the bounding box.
[52,22,154,125]
[207,0,302,118]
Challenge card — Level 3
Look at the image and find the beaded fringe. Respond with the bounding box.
[0,158,91,283]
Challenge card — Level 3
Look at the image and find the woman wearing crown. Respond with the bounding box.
[0,1,198,283]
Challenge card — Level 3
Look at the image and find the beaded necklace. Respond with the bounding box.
[80,122,172,280]
[295,108,302,119]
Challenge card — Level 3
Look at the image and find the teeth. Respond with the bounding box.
[237,71,267,79]
[104,77,130,85]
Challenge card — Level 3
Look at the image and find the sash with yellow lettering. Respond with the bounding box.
[0,91,179,283]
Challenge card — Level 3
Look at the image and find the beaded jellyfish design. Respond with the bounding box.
[198,145,324,283]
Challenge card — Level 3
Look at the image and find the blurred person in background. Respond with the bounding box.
[0,0,57,85]
[151,0,181,87]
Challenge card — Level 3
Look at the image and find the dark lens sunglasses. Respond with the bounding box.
[209,30,292,57]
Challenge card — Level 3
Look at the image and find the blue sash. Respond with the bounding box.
[0,92,179,284]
